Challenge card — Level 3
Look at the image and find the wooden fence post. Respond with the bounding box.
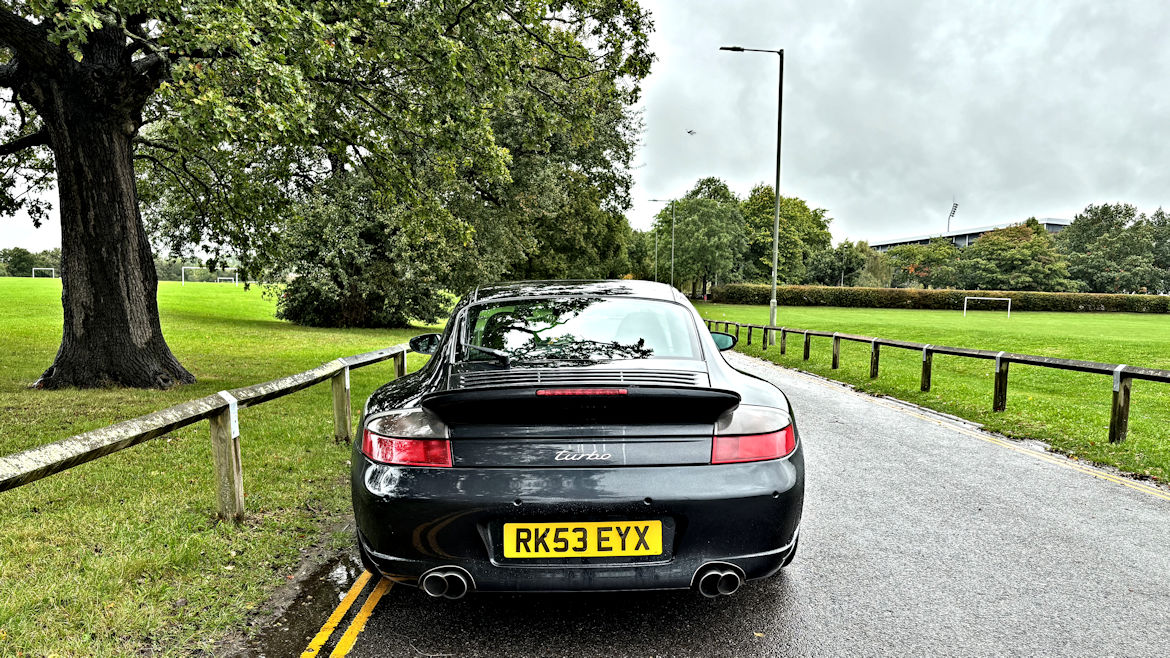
[331,363,352,443]
[747,325,753,346]
[393,351,407,379]
[831,333,840,369]
[780,328,787,355]
[921,345,933,392]
[802,331,811,361]
[210,392,245,522]
[993,352,1009,412]
[1108,365,1133,443]
[734,323,740,341]
[869,340,880,379]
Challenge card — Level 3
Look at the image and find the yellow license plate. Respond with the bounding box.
[503,520,663,558]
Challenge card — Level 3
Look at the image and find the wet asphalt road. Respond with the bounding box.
[259,352,1170,657]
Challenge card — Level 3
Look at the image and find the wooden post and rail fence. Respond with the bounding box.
[0,344,409,522]
[710,319,1170,445]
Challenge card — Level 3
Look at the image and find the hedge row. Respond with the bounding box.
[709,283,1170,313]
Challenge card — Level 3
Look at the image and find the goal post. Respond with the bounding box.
[963,296,1011,318]
[31,267,56,278]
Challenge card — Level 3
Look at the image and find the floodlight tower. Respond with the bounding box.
[947,200,959,233]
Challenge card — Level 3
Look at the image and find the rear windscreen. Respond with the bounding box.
[464,298,700,362]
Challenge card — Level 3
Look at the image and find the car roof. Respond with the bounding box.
[470,280,686,304]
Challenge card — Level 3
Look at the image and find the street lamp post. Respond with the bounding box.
[649,198,677,288]
[721,45,783,336]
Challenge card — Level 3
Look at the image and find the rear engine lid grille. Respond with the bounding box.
[453,368,704,389]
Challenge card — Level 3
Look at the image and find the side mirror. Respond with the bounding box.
[710,331,737,351]
[408,333,442,355]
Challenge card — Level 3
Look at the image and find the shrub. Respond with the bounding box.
[709,284,1170,313]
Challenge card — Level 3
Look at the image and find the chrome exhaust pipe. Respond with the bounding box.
[694,563,744,598]
[717,571,741,596]
[698,570,723,598]
[419,567,473,600]
[442,571,468,599]
[421,572,448,598]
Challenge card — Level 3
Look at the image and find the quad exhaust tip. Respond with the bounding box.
[694,563,743,598]
[420,567,473,600]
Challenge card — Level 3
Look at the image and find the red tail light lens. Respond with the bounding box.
[712,426,796,464]
[362,431,452,467]
[361,409,451,467]
[536,388,628,396]
[711,405,796,464]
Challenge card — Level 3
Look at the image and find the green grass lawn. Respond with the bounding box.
[696,301,1170,483]
[0,278,437,656]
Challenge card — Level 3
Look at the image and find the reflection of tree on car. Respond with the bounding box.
[467,296,694,363]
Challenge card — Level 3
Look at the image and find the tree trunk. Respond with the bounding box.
[32,81,194,389]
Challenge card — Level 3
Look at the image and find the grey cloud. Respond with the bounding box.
[631,0,1170,243]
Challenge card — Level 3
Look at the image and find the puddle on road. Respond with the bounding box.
[247,552,365,658]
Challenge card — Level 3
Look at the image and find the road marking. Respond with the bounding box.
[300,570,372,657]
[769,361,1170,504]
[329,577,392,658]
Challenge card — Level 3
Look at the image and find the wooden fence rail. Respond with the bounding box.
[0,344,409,521]
[706,319,1170,444]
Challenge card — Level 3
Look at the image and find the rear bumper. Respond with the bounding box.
[351,447,804,592]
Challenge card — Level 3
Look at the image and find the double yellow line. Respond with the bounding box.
[301,571,392,658]
[786,367,1170,503]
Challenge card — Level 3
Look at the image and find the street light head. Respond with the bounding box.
[720,46,744,52]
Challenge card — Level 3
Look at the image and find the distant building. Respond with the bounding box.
[869,218,1071,252]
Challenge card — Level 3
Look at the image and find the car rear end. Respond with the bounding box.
[351,370,804,596]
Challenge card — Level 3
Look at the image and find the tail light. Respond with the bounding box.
[362,409,452,467]
[536,388,628,396]
[711,405,796,464]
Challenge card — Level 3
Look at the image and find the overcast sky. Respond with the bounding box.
[5,0,1170,251]
[629,0,1170,243]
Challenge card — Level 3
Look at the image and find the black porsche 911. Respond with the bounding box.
[351,280,804,598]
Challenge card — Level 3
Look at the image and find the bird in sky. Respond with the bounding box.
[686,129,696,135]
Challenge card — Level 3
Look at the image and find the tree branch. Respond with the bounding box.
[445,0,480,36]
[0,127,50,156]
[0,62,18,87]
[0,7,61,70]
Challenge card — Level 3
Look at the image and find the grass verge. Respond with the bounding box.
[0,278,436,656]
[696,302,1170,483]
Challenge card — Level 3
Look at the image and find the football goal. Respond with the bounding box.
[31,267,55,278]
[963,296,1011,317]
[182,266,237,286]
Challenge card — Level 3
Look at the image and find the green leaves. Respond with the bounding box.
[131,0,651,288]
[1058,204,1167,294]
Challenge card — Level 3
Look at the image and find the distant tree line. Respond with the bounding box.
[629,185,1170,296]
[884,204,1170,294]
[0,249,241,283]
[626,177,836,296]
[0,247,58,276]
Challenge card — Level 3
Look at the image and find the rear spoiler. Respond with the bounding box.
[421,386,741,425]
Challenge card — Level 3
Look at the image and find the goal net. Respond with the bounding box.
[31,267,55,278]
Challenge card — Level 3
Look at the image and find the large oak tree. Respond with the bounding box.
[0,0,651,388]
